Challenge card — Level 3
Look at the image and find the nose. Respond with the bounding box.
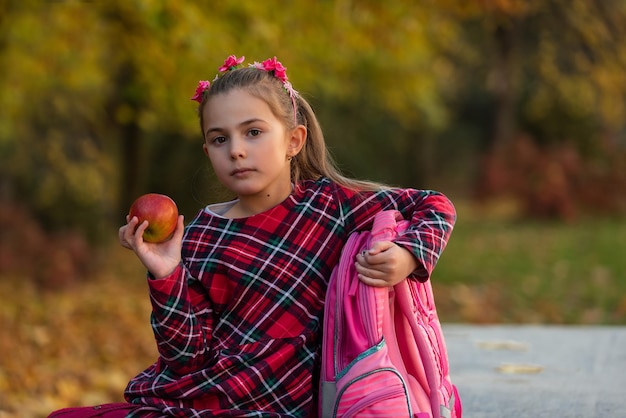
[229,137,246,160]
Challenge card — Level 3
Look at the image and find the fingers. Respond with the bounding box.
[355,241,413,287]
[355,247,391,287]
[119,216,147,250]
[119,217,135,249]
[357,275,389,288]
[119,215,185,253]
[357,241,394,268]
[134,218,149,241]
[362,240,394,258]
[172,215,185,241]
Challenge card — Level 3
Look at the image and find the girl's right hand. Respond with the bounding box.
[119,214,185,279]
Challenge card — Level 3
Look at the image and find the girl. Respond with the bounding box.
[48,55,455,417]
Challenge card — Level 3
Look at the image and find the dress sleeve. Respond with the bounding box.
[338,184,456,282]
[146,263,215,374]
[392,191,456,281]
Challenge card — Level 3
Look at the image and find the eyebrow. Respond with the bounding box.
[204,118,266,138]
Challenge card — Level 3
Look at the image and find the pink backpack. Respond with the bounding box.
[319,210,461,418]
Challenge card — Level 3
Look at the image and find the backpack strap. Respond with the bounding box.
[370,210,405,243]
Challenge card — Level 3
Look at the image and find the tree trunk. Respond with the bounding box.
[490,20,520,151]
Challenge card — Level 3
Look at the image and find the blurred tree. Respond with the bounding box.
[1,0,625,253]
[524,0,626,147]
[0,1,113,238]
[431,0,626,217]
[437,0,626,151]
[277,1,459,186]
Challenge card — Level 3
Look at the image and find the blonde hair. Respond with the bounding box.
[198,67,387,192]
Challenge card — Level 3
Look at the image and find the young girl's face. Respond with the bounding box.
[202,89,304,214]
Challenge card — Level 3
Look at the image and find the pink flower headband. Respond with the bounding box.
[191,55,299,123]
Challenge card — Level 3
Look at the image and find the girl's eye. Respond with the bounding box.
[248,129,261,137]
[212,136,227,144]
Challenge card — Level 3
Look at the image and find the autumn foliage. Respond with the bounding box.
[0,244,156,417]
[478,135,626,221]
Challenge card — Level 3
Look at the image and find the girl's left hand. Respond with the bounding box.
[355,241,418,287]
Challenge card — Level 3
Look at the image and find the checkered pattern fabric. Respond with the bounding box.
[124,178,456,417]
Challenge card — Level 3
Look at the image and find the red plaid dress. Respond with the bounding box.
[123,178,456,417]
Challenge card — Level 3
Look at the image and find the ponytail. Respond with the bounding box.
[293,95,388,192]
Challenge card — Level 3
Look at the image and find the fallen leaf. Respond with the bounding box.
[477,340,529,351]
[496,363,544,374]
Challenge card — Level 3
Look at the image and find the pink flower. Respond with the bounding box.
[192,56,294,106]
[191,80,211,103]
[259,56,288,82]
[218,55,245,73]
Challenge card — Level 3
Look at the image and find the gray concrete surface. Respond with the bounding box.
[443,324,626,417]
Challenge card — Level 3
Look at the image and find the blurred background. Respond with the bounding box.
[1,0,625,416]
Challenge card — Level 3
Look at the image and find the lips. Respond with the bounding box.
[230,168,255,176]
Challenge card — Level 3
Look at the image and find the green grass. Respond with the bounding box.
[432,204,626,324]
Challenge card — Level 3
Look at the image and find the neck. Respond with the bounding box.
[225,183,293,218]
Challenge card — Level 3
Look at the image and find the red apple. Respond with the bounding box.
[128,193,179,243]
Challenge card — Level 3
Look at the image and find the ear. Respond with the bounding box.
[202,142,209,157]
[287,124,307,158]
